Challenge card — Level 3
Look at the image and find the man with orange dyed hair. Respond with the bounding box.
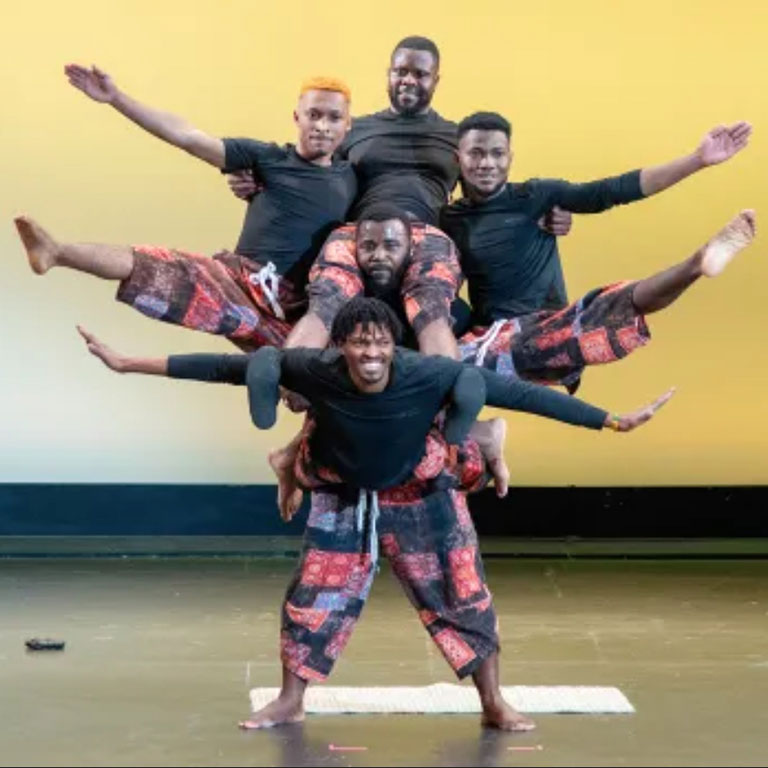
[15,71,357,349]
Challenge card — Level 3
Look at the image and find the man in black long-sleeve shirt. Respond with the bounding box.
[227,37,572,358]
[441,112,755,390]
[78,298,671,733]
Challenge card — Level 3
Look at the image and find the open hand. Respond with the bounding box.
[77,325,125,371]
[609,387,676,432]
[65,64,118,103]
[697,122,752,166]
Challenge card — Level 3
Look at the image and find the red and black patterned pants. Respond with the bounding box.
[459,281,651,390]
[281,475,498,682]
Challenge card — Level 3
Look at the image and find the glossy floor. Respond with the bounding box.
[2,557,767,766]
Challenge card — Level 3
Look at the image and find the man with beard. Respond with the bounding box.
[266,203,482,518]
[15,68,357,351]
[77,297,672,733]
[439,112,756,391]
[228,36,572,356]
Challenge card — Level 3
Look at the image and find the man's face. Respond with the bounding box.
[387,48,439,116]
[458,129,512,199]
[356,219,410,294]
[294,89,351,162]
[342,323,395,390]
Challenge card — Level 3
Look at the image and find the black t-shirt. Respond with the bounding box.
[340,110,459,225]
[167,348,607,490]
[440,171,644,324]
[278,348,459,489]
[223,139,357,287]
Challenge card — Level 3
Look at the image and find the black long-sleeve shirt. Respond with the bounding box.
[440,171,645,324]
[168,348,607,490]
[340,110,459,225]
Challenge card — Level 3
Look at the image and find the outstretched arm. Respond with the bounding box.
[639,122,751,195]
[543,122,751,214]
[65,64,225,167]
[479,366,675,432]
[78,327,249,382]
[78,326,169,376]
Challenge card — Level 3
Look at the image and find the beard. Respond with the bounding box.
[388,84,431,116]
[363,269,401,304]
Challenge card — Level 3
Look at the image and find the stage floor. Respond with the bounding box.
[2,556,767,767]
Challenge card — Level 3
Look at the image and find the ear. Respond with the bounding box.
[293,110,299,126]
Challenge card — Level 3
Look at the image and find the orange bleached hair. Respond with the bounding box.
[299,76,351,103]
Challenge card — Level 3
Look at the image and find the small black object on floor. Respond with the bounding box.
[25,638,65,651]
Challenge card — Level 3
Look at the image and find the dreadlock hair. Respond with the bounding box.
[356,203,413,241]
[391,35,440,67]
[330,297,404,346]
[457,111,512,141]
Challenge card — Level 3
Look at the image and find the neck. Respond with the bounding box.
[295,145,332,167]
[389,105,432,117]
[466,182,506,204]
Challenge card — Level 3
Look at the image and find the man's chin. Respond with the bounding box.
[467,180,505,199]
[366,276,396,298]
[390,95,428,116]
[301,144,333,161]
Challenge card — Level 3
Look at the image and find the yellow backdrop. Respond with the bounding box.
[1,0,766,484]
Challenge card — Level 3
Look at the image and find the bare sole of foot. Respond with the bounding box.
[268,449,303,522]
[700,209,756,278]
[481,704,536,732]
[14,216,58,275]
[238,698,305,730]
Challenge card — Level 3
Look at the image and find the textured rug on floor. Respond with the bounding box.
[249,682,635,714]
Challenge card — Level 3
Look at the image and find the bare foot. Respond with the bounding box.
[700,209,756,277]
[481,697,536,732]
[470,418,510,497]
[238,696,305,730]
[268,448,303,522]
[14,216,60,275]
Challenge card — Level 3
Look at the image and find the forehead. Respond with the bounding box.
[357,219,408,240]
[390,48,437,73]
[347,322,394,341]
[297,89,349,114]
[459,129,510,151]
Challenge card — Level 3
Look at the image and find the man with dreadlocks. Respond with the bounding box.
[77,297,672,733]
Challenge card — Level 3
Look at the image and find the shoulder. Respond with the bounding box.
[346,111,390,138]
[396,349,454,379]
[224,138,286,161]
[428,110,458,132]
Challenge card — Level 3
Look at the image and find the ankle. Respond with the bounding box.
[478,689,504,709]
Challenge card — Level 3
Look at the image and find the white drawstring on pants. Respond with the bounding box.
[473,319,505,368]
[355,489,380,569]
[249,262,285,320]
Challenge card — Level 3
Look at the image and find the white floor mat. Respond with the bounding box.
[249,682,635,714]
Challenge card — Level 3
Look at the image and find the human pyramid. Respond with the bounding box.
[14,36,755,731]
